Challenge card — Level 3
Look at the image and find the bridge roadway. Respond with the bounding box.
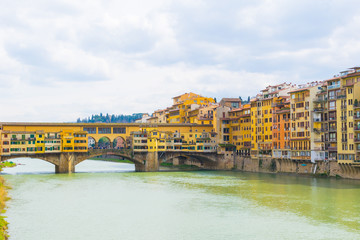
[0,148,231,173]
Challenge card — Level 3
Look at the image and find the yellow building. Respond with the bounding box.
[251,83,295,158]
[289,83,324,162]
[131,125,216,153]
[167,93,215,124]
[35,131,45,153]
[187,105,216,125]
[45,132,61,153]
[333,68,360,164]
[229,104,251,156]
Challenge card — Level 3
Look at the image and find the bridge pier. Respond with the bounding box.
[55,153,76,173]
[134,152,159,172]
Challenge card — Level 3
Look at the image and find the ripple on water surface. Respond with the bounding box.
[2,158,360,240]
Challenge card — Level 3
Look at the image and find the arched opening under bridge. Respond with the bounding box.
[98,136,111,149]
[113,136,126,149]
[88,136,96,149]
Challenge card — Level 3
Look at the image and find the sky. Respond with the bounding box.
[1,0,360,122]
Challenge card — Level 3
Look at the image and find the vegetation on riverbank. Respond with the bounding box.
[0,161,16,240]
[89,157,134,164]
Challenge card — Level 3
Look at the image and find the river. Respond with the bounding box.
[1,158,360,240]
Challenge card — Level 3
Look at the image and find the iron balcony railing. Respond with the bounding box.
[328,146,337,151]
[294,98,305,102]
[314,107,325,112]
[328,84,341,90]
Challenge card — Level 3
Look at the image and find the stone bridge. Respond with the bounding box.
[0,149,234,173]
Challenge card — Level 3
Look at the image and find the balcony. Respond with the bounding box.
[329,127,337,132]
[354,138,360,143]
[341,138,348,143]
[313,118,321,122]
[313,107,324,112]
[321,128,328,132]
[294,98,305,103]
[354,115,360,120]
[271,103,284,108]
[329,139,337,143]
[355,126,360,131]
[337,95,346,100]
[328,146,337,151]
[328,84,341,90]
[314,138,323,143]
[313,97,327,103]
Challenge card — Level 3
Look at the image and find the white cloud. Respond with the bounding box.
[1,0,360,121]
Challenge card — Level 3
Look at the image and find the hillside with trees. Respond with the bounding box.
[76,113,144,123]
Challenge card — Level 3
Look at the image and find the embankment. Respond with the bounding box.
[0,161,16,240]
[234,157,360,179]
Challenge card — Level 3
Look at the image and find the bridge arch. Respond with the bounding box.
[112,136,126,149]
[159,152,217,169]
[1,155,58,166]
[77,149,146,172]
[98,136,111,149]
[88,136,96,149]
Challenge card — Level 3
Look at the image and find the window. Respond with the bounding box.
[113,128,126,134]
[98,128,111,134]
[329,101,336,110]
[84,127,96,134]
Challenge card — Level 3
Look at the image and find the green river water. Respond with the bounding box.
[1,158,360,240]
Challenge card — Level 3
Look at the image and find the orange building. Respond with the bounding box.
[272,97,291,159]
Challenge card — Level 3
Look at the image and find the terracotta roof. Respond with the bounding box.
[289,87,311,93]
[229,107,243,112]
[220,98,242,102]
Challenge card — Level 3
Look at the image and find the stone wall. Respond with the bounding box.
[234,156,360,180]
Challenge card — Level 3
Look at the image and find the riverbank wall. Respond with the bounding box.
[0,176,8,240]
[233,157,360,180]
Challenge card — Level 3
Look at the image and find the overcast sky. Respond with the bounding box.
[1,0,360,122]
